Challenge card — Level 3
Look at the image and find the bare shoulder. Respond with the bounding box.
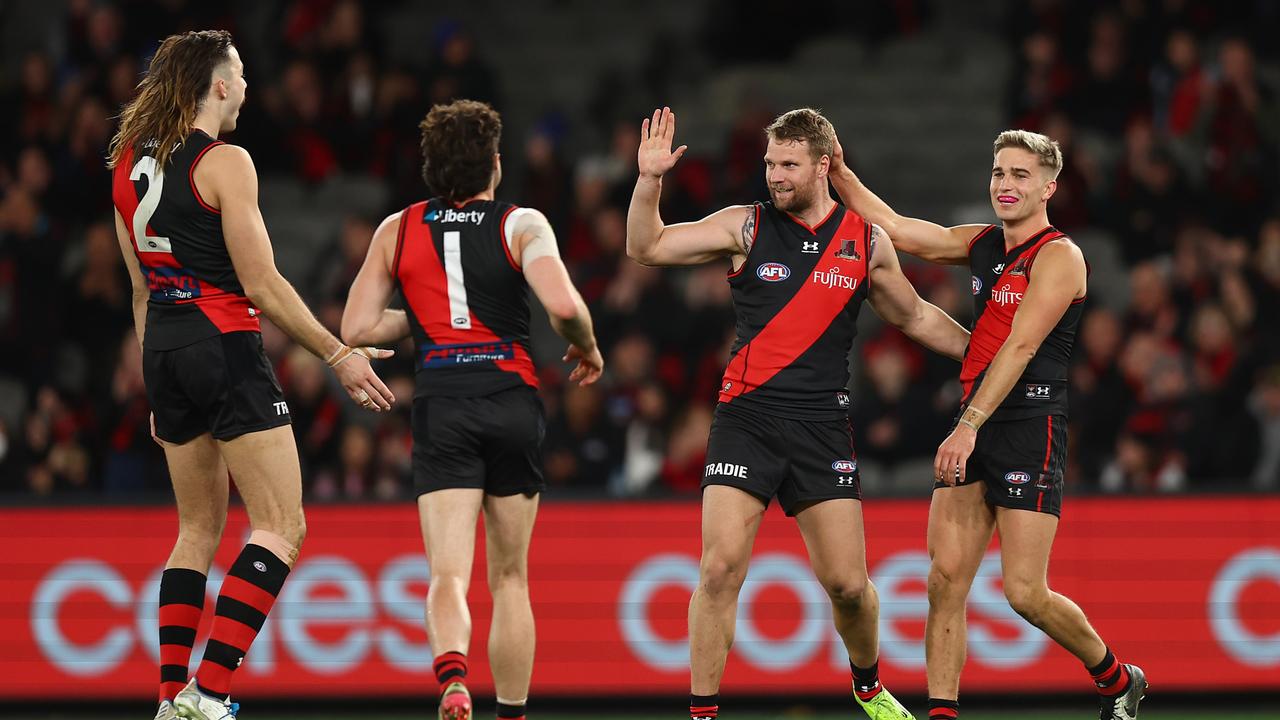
[1037,236,1085,266]
[200,143,255,176]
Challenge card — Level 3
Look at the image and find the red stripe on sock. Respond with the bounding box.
[159,602,204,630]
[217,574,278,614]
[930,709,959,719]
[206,616,259,656]
[197,663,232,699]
[1097,665,1131,696]
[690,707,719,714]
[1091,656,1118,681]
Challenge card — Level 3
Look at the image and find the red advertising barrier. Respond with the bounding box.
[1,496,1278,699]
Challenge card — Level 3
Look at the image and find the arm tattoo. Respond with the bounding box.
[869,223,886,261]
[740,207,756,254]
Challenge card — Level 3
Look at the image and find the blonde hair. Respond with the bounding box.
[993,129,1063,179]
[107,30,234,170]
[765,108,835,162]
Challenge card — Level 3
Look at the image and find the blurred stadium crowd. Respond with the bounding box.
[0,0,1277,499]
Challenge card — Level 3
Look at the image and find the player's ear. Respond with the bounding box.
[1042,178,1057,202]
[817,153,830,178]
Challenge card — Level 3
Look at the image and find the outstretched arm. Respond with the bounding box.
[626,106,746,266]
[342,212,410,347]
[829,136,984,266]
[865,224,970,361]
[200,144,396,411]
[934,240,1086,485]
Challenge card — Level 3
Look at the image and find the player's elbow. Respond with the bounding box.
[339,315,370,347]
[544,296,580,323]
[241,269,281,309]
[625,234,659,265]
[1008,339,1040,361]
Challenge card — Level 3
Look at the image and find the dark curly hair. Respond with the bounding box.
[419,100,502,203]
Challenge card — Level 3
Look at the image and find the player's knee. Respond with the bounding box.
[927,562,970,603]
[487,559,529,591]
[822,574,868,608]
[178,513,225,550]
[1004,581,1049,623]
[699,555,748,596]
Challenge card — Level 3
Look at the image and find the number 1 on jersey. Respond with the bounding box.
[443,230,472,329]
[129,156,173,254]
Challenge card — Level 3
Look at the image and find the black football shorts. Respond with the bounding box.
[412,385,545,497]
[936,414,1067,516]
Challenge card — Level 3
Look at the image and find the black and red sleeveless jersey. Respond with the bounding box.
[962,224,1086,420]
[718,201,873,420]
[394,198,538,398]
[111,130,259,351]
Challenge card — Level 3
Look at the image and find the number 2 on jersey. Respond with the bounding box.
[129,156,173,254]
[443,230,472,329]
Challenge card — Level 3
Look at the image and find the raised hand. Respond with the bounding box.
[637,106,688,179]
[831,133,847,172]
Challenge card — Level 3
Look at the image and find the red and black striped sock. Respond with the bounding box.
[497,700,526,720]
[690,693,719,720]
[1088,648,1131,696]
[195,544,289,698]
[928,698,959,719]
[434,651,468,690]
[158,568,206,702]
[851,659,882,701]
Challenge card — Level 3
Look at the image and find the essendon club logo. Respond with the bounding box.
[834,238,861,261]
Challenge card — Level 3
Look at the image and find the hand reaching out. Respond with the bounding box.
[637,106,688,179]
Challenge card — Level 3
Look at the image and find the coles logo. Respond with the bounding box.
[757,263,791,282]
[831,460,857,473]
[971,275,982,295]
[1005,471,1032,485]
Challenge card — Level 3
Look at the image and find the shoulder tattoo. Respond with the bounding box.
[741,207,756,254]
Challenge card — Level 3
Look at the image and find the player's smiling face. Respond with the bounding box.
[764,138,825,213]
[990,147,1055,222]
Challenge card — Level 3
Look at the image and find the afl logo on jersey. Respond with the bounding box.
[831,460,857,473]
[1004,471,1032,485]
[971,276,982,295]
[757,263,791,282]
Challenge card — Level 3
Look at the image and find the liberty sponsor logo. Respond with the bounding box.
[1026,383,1051,400]
[812,265,860,291]
[990,283,1024,307]
[757,262,791,282]
[831,460,857,473]
[273,401,289,416]
[971,275,983,295]
[1005,471,1032,485]
[425,208,486,224]
[705,462,748,479]
[802,241,820,253]
[834,238,861,261]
